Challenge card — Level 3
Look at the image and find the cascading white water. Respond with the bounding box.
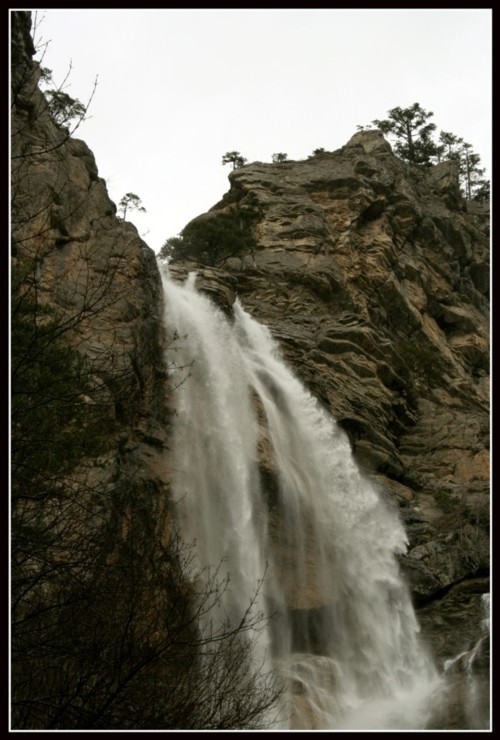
[162,270,442,729]
[442,592,490,730]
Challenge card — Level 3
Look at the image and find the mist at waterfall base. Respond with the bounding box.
[161,270,444,730]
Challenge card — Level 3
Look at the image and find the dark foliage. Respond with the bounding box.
[160,204,261,266]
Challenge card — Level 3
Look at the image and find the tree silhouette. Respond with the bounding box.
[43,89,86,127]
[458,142,488,201]
[159,203,261,266]
[222,151,248,169]
[118,192,146,220]
[371,103,438,165]
[360,104,490,201]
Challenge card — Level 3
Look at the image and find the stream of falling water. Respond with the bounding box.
[161,270,442,730]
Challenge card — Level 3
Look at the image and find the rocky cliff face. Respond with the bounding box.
[11,11,170,529]
[11,13,185,726]
[168,131,489,705]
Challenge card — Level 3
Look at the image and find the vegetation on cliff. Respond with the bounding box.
[358,102,489,202]
[159,201,262,266]
[222,150,248,170]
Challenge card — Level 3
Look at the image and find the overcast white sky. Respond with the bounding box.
[25,8,492,254]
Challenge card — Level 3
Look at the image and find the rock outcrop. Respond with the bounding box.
[10,21,180,712]
[11,11,170,526]
[168,130,490,693]
[11,14,187,727]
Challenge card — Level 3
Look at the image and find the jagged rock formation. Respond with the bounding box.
[11,14,183,728]
[168,130,490,698]
[11,11,170,518]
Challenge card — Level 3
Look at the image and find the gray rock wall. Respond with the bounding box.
[11,10,171,547]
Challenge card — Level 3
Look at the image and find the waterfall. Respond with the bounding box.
[161,270,442,730]
[442,592,490,730]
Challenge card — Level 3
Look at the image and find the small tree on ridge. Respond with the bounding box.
[371,102,438,165]
[118,192,146,220]
[222,151,248,170]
